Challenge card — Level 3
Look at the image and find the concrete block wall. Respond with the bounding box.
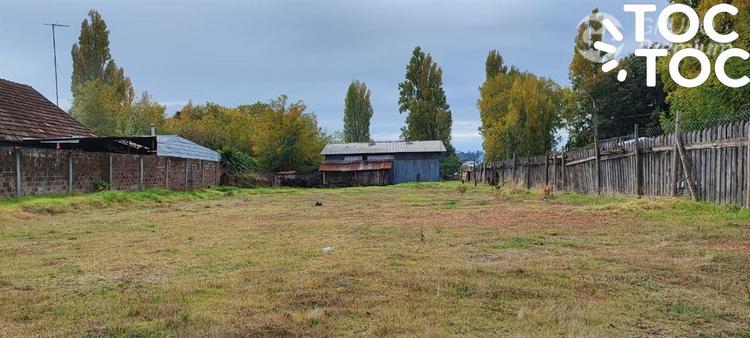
[0,146,222,198]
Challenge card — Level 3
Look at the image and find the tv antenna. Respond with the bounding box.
[43,22,69,107]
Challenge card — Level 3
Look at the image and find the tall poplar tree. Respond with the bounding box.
[343,80,373,143]
[70,10,134,135]
[398,46,458,175]
[485,50,508,79]
[398,46,453,147]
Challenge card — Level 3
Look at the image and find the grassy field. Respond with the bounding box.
[1,182,749,337]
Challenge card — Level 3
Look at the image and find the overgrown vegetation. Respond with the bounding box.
[218,146,258,174]
[1,183,748,336]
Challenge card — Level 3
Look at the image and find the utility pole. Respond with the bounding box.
[43,23,69,107]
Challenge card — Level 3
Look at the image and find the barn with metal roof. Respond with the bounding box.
[319,140,446,186]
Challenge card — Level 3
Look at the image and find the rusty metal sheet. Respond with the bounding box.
[319,161,392,172]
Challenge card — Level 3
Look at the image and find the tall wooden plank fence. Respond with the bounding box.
[472,120,750,207]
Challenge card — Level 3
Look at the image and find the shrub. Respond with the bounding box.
[219,146,259,174]
[93,177,109,191]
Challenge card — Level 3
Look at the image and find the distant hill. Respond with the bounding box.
[457,151,483,163]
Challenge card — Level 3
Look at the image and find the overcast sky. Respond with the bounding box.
[0,0,666,151]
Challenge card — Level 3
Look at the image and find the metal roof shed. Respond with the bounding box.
[156,135,220,162]
[321,140,446,155]
[320,140,446,184]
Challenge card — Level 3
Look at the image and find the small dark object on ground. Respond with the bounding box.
[315,201,323,207]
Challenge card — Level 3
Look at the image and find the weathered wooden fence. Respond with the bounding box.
[472,119,750,207]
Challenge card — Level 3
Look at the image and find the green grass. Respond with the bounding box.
[1,183,749,336]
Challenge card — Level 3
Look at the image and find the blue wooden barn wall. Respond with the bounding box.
[392,153,442,183]
[323,152,443,184]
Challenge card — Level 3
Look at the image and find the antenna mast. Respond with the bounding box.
[43,23,69,107]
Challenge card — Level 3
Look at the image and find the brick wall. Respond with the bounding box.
[72,152,108,192]
[0,147,16,196]
[0,146,222,198]
[20,148,68,195]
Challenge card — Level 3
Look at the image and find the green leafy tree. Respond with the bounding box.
[441,152,462,176]
[70,10,111,89]
[485,49,508,79]
[343,80,373,143]
[659,0,750,126]
[69,78,129,136]
[569,9,604,94]
[250,95,327,172]
[565,9,668,148]
[479,51,562,160]
[398,46,453,147]
[163,101,256,154]
[70,10,134,136]
[219,146,259,174]
[128,91,166,135]
[399,46,456,176]
[564,8,604,148]
[564,53,668,147]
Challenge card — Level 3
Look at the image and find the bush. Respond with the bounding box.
[93,177,109,191]
[219,146,258,174]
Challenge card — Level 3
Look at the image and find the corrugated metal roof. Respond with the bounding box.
[321,140,446,155]
[156,135,220,161]
[319,161,392,172]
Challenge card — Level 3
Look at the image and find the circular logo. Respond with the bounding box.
[576,11,625,64]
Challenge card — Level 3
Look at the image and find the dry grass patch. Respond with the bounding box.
[0,182,749,336]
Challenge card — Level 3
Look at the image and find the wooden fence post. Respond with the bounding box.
[544,150,549,187]
[552,151,557,190]
[671,132,679,196]
[594,113,601,195]
[746,121,750,208]
[634,124,643,196]
[674,111,698,201]
[594,140,601,195]
[526,157,531,189]
[561,150,566,191]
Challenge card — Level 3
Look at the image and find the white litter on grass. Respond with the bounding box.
[322,247,334,253]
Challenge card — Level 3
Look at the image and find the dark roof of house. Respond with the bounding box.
[321,140,446,155]
[156,135,220,161]
[0,78,95,141]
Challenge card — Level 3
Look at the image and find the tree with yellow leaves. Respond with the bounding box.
[478,50,562,161]
[250,96,328,172]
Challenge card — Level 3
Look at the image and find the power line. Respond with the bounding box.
[43,22,69,107]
